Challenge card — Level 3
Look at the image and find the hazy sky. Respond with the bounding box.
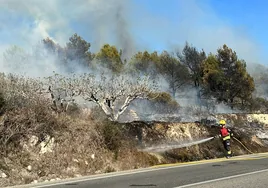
[1,0,268,65]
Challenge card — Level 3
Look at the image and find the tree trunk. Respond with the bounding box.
[230,98,234,110]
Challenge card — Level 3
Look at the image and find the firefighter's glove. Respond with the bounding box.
[213,135,219,139]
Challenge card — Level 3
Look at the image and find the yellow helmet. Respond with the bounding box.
[219,119,226,125]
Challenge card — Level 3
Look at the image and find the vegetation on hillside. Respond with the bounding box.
[3,33,266,115]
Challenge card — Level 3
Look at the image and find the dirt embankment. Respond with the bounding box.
[123,114,268,162]
[1,113,268,187]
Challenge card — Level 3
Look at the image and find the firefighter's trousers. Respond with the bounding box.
[223,139,231,157]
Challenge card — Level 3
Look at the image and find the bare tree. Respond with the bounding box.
[46,72,158,121]
[45,73,81,113]
[78,73,158,121]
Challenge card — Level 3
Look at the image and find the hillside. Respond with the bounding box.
[1,109,268,187]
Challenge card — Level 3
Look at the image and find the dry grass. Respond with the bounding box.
[0,106,161,187]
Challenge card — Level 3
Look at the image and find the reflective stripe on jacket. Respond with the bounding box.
[222,135,231,141]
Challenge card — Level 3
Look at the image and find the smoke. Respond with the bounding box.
[114,3,135,60]
[1,0,267,119]
[247,63,268,99]
[0,0,134,45]
[0,0,266,72]
[0,0,136,77]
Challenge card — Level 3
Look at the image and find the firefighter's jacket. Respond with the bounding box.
[220,127,233,141]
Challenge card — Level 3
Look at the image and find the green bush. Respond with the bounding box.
[148,92,179,113]
[248,97,268,113]
[100,121,123,152]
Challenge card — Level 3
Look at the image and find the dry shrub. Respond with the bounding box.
[100,121,123,151]
[26,117,112,179]
[0,73,66,156]
[0,101,65,156]
[94,120,127,162]
[0,92,5,115]
[163,145,205,163]
[87,105,108,122]
[65,103,82,117]
[117,148,159,170]
[2,115,113,187]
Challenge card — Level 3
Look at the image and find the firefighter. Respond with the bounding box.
[215,119,233,158]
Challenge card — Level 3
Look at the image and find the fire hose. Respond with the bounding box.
[213,135,254,154]
[232,136,254,154]
[210,121,254,154]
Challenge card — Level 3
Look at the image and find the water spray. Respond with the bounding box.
[140,137,214,153]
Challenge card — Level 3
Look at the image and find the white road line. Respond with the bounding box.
[174,168,268,188]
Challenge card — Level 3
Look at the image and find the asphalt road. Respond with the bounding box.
[10,153,268,188]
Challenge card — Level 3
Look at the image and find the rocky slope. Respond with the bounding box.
[1,113,268,187]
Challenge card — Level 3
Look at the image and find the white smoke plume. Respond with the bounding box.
[0,0,136,77]
[1,0,267,120]
[1,0,266,74]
